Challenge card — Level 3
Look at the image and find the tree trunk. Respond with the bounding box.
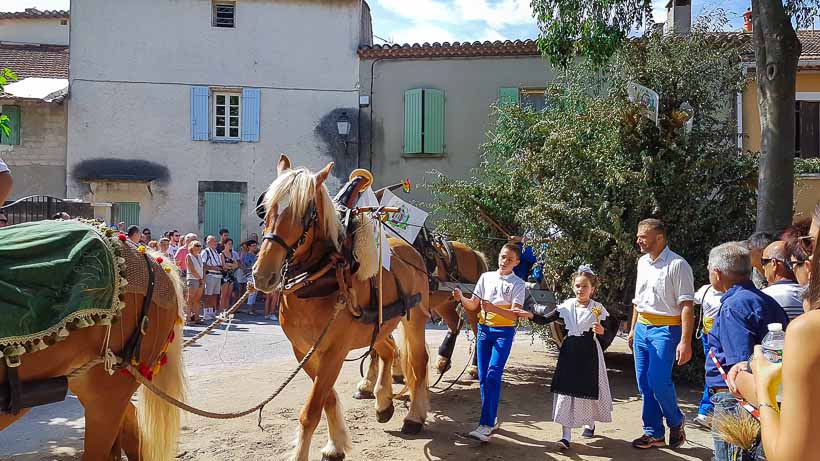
[753,0,801,234]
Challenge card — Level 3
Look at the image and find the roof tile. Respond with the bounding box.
[0,44,68,79]
[0,8,69,20]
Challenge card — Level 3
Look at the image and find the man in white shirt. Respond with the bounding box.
[761,240,803,320]
[628,218,695,450]
[0,157,12,205]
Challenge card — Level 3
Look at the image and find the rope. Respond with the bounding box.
[183,289,251,348]
[431,330,476,395]
[126,302,344,426]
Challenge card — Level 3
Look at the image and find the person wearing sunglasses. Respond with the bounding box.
[761,241,804,321]
[747,232,776,289]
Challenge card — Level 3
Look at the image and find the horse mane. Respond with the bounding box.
[263,168,344,250]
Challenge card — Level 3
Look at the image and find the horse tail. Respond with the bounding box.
[137,266,186,461]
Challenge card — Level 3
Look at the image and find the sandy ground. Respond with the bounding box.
[1,317,717,460]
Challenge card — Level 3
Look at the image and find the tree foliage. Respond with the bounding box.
[428,20,756,317]
[0,68,16,137]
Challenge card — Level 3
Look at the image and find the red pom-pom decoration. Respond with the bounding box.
[118,233,127,241]
[156,256,164,263]
[119,369,131,376]
[138,363,151,378]
[146,370,154,381]
[160,353,168,366]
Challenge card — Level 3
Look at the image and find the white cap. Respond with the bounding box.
[767,323,783,332]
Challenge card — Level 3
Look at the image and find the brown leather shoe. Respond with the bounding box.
[669,422,687,448]
[632,434,665,449]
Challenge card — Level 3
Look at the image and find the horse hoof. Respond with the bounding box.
[377,404,395,423]
[401,420,424,435]
[352,390,375,400]
[435,356,451,374]
[467,366,478,379]
[321,454,345,461]
[392,375,405,385]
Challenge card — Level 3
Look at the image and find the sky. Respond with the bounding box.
[3,0,755,45]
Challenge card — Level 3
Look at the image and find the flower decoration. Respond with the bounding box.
[164,266,172,273]
[117,233,127,241]
[156,256,163,264]
[137,245,146,254]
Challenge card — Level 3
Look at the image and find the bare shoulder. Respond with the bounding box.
[786,311,820,360]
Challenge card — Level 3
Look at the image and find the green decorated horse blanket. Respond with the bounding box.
[0,220,124,361]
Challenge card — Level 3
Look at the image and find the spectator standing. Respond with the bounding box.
[201,235,222,320]
[219,238,239,313]
[628,218,694,450]
[705,242,789,461]
[158,237,171,256]
[762,241,804,320]
[185,240,205,323]
[243,240,259,314]
[693,283,724,429]
[168,230,181,257]
[127,225,141,244]
[175,232,198,275]
[141,228,152,244]
[148,240,159,251]
[217,228,230,252]
[748,232,775,289]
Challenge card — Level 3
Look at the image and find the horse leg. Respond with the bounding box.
[0,409,30,431]
[399,316,430,435]
[435,299,462,374]
[291,349,346,461]
[70,368,140,461]
[466,308,480,379]
[373,339,397,423]
[119,402,142,461]
[384,334,404,384]
[320,389,351,461]
[353,351,378,400]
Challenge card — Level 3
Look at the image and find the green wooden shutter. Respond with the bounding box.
[404,88,423,154]
[113,202,140,227]
[498,87,520,107]
[423,88,444,154]
[1,105,20,145]
[204,192,241,242]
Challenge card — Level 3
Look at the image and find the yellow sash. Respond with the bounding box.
[638,312,682,326]
[480,304,516,328]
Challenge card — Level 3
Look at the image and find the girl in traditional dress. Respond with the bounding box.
[516,265,613,450]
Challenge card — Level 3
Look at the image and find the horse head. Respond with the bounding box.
[252,154,342,293]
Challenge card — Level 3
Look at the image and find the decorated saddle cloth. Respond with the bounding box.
[0,220,122,362]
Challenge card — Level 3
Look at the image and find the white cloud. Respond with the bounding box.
[376,0,456,23]
[652,0,668,23]
[478,28,508,42]
[456,0,534,29]
[389,24,457,45]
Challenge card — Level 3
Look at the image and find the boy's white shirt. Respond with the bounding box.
[473,270,526,307]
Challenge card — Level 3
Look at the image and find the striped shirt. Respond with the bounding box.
[762,280,803,320]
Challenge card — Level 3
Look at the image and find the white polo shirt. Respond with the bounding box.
[633,246,695,317]
[762,280,803,320]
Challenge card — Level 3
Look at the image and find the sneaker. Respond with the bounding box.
[632,434,665,449]
[555,439,570,450]
[467,425,493,442]
[693,414,711,429]
[491,420,501,434]
[669,420,687,448]
[582,427,595,438]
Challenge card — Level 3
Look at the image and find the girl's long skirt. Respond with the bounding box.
[551,336,613,428]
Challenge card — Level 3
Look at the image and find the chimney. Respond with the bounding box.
[664,0,691,35]
[743,9,753,32]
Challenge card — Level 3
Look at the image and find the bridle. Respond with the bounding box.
[261,200,318,265]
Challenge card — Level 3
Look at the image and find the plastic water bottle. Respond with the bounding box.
[762,322,785,402]
[762,323,785,363]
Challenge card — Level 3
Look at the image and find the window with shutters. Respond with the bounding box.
[212,1,236,28]
[0,105,20,146]
[796,100,820,158]
[404,88,444,155]
[521,88,547,112]
[213,92,241,140]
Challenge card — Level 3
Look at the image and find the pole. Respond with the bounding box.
[378,219,384,326]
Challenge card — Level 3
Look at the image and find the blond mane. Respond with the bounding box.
[262,168,344,250]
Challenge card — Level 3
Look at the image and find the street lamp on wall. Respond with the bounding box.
[337,112,352,155]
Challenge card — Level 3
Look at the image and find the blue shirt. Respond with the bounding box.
[514,245,537,281]
[243,252,257,268]
[706,280,789,388]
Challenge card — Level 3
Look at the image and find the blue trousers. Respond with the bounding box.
[476,324,515,427]
[634,322,684,438]
[698,333,714,416]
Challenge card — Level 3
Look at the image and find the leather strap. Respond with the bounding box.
[5,365,22,415]
[120,249,156,367]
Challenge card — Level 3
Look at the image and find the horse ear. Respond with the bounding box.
[277,154,291,176]
[315,162,334,188]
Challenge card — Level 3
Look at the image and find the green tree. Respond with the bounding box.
[530,0,820,233]
[0,68,17,137]
[428,21,756,380]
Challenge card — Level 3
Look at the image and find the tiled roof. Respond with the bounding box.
[797,30,820,60]
[0,8,69,20]
[358,39,540,59]
[0,44,68,79]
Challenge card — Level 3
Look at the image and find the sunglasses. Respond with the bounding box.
[761,257,781,266]
[194,244,202,247]
[790,259,807,269]
[799,235,815,256]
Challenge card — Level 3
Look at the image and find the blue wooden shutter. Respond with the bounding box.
[423,89,444,154]
[204,192,241,242]
[498,87,520,107]
[1,105,20,145]
[241,87,261,142]
[191,86,209,141]
[404,89,423,154]
[113,202,140,227]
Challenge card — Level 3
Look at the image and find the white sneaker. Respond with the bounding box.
[693,413,711,429]
[467,425,493,442]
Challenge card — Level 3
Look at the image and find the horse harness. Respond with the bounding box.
[1,241,159,416]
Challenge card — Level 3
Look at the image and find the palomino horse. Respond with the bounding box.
[356,240,487,398]
[253,155,431,461]
[0,225,185,461]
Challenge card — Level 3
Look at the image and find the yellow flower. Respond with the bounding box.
[137,245,146,254]
[591,306,602,320]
